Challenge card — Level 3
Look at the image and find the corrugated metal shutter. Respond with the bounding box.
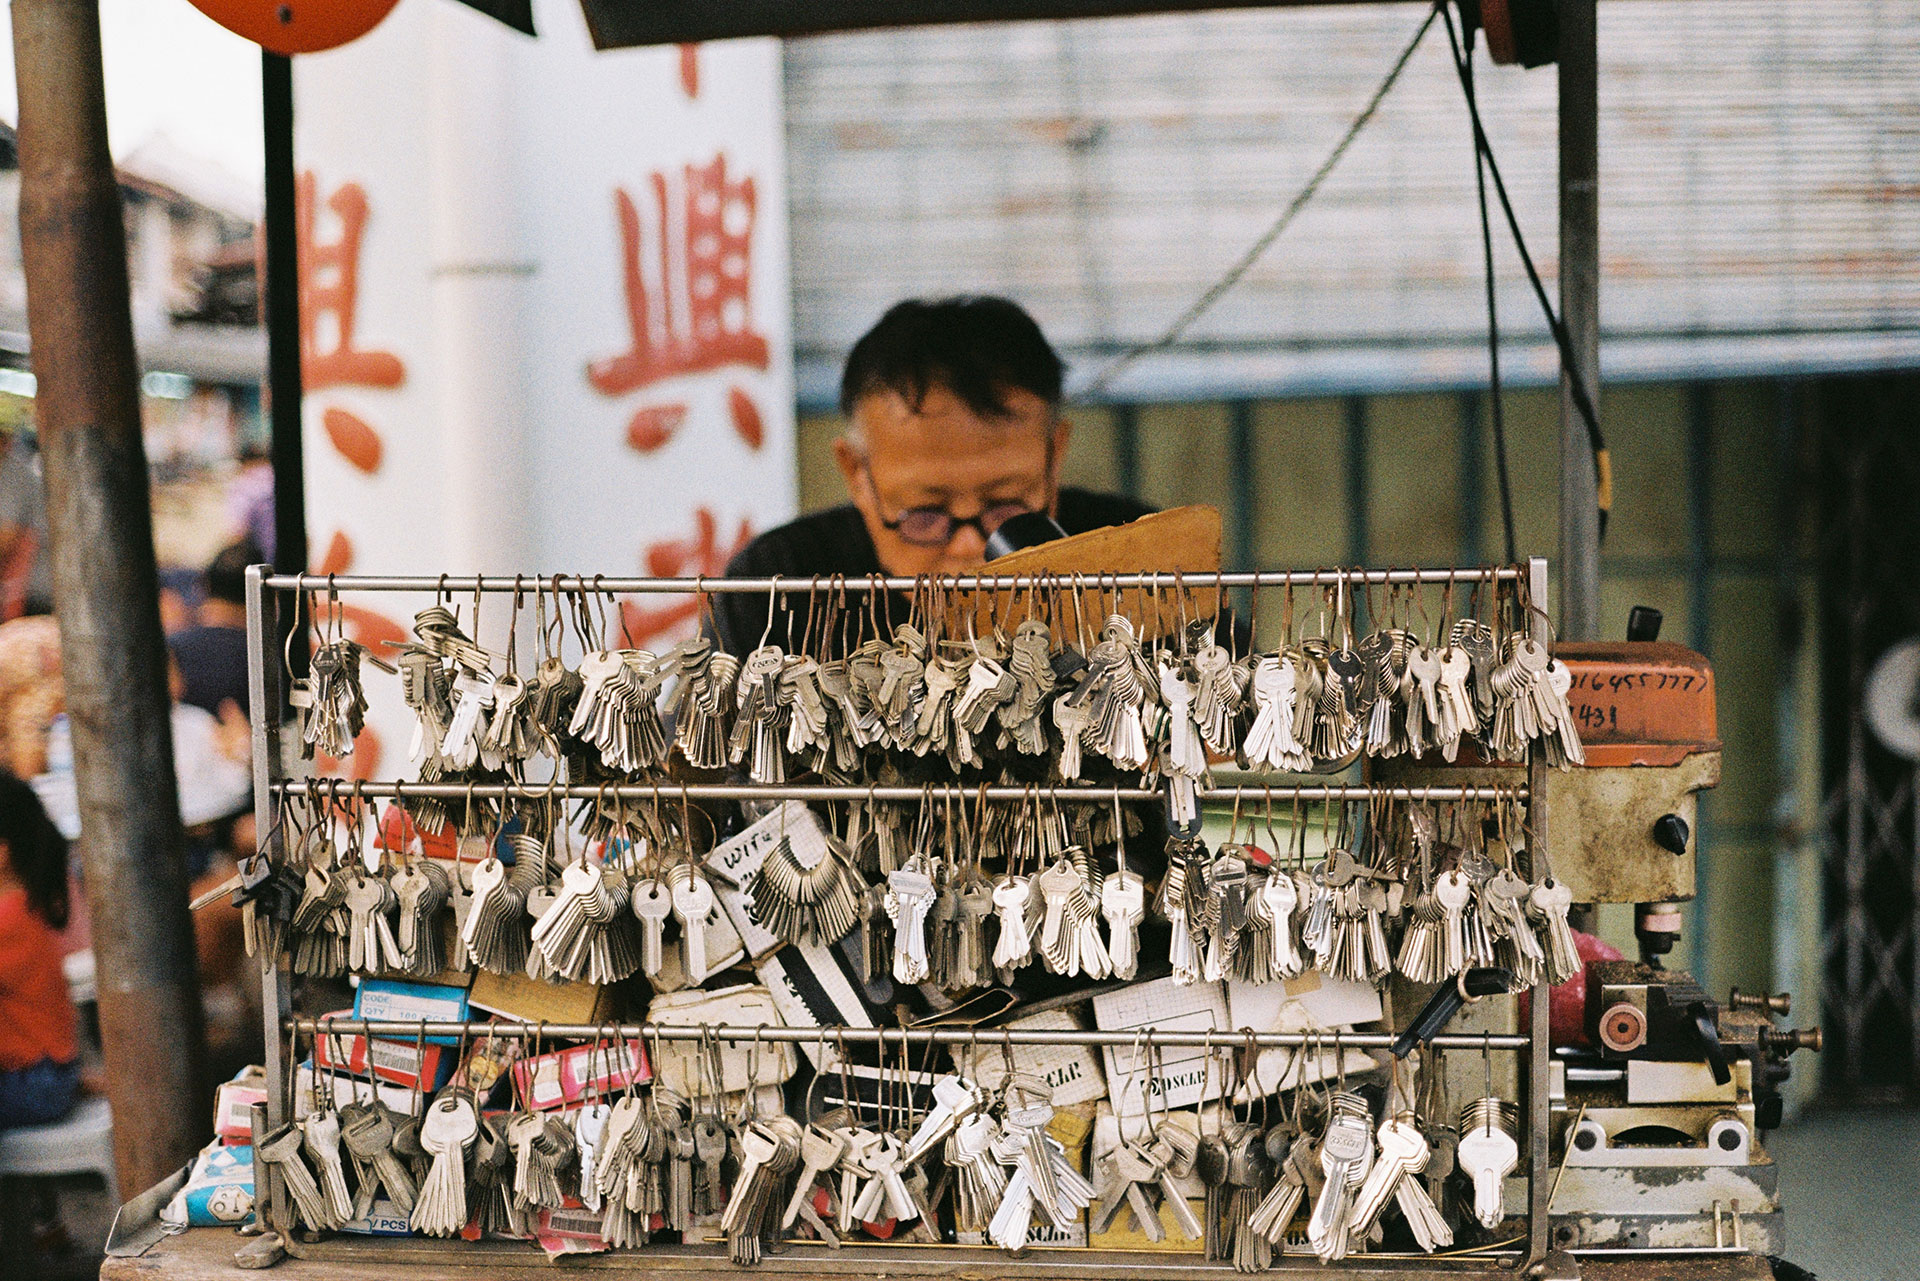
[784,1,1920,406]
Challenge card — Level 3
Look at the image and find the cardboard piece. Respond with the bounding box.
[467,969,620,1026]
[1226,972,1383,1099]
[957,1007,1106,1108]
[945,504,1223,643]
[704,800,832,963]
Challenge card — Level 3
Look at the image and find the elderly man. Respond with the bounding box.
[711,297,1149,655]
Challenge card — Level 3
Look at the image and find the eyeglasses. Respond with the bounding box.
[877,499,1038,548]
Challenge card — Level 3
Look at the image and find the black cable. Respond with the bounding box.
[1461,21,1518,564]
[1084,4,1442,399]
[1440,3,1611,537]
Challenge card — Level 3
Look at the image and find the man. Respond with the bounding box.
[712,297,1150,654]
[169,541,256,722]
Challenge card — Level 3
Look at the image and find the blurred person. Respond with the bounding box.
[157,567,204,637]
[226,441,274,562]
[0,427,52,620]
[0,613,61,781]
[0,771,78,1132]
[713,297,1151,653]
[169,541,256,720]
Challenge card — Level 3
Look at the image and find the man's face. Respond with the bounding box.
[834,383,1070,577]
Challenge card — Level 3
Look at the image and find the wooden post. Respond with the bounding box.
[11,0,206,1195]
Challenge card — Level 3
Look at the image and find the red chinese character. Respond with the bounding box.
[679,44,700,98]
[588,156,769,453]
[296,174,406,393]
[619,508,755,647]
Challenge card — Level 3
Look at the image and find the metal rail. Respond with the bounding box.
[259,565,1522,594]
[274,779,1528,804]
[294,1018,1530,1051]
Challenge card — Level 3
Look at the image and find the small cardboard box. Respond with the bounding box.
[212,1067,268,1145]
[509,1039,651,1111]
[313,1017,456,1092]
[468,969,620,1026]
[1091,977,1231,1118]
[958,1007,1107,1108]
[351,977,471,1044]
[293,1064,421,1120]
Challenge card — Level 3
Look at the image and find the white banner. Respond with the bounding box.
[294,0,794,779]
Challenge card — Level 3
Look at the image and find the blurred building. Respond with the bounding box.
[0,122,264,482]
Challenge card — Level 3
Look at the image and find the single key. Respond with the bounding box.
[781,1124,849,1230]
[1100,868,1146,981]
[573,1101,612,1212]
[631,878,672,976]
[670,871,717,983]
[692,1115,730,1216]
[1147,1136,1205,1242]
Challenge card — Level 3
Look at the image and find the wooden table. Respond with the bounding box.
[105,1229,1778,1280]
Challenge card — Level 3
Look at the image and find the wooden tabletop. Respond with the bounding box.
[105,1229,1776,1281]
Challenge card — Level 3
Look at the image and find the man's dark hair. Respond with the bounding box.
[840,296,1064,420]
[206,540,261,606]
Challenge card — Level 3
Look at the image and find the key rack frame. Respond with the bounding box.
[243,556,1555,1274]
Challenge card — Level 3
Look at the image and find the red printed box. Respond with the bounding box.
[213,1069,268,1146]
[312,1015,456,1092]
[509,1039,650,1111]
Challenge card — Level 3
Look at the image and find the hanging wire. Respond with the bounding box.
[1081,3,1443,399]
[1438,2,1612,539]
[1460,15,1518,564]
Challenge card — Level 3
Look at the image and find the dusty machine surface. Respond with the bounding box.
[1384,629,1819,1266]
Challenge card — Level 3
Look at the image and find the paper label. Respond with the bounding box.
[1091,977,1230,1117]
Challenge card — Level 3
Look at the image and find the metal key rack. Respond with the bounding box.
[243,556,1555,1274]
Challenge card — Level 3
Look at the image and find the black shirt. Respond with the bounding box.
[170,624,251,719]
[712,488,1155,657]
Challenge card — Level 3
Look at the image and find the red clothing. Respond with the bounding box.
[0,886,75,1070]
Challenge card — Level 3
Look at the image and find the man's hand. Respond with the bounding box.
[214,698,251,764]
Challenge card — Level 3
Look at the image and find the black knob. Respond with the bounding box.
[1627,605,1664,642]
[1652,813,1690,855]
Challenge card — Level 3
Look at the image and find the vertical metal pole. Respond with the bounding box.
[11,0,206,1196]
[1112,402,1140,501]
[1556,0,1601,640]
[245,565,290,1233]
[1227,399,1256,618]
[262,53,307,631]
[1344,394,1370,567]
[1526,555,1553,1262]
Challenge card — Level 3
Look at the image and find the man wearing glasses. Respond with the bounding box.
[711,296,1151,656]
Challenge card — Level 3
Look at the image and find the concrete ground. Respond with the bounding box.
[1770,1104,1920,1281]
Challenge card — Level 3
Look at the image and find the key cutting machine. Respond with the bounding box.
[1381,608,1820,1256]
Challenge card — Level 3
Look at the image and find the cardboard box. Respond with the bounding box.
[1092,977,1231,1118]
[1226,973,1382,1099]
[509,1039,650,1111]
[293,1064,422,1120]
[467,969,619,1026]
[212,1067,268,1145]
[647,984,796,1096]
[351,978,470,1044]
[959,1007,1107,1108]
[313,1018,456,1092]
